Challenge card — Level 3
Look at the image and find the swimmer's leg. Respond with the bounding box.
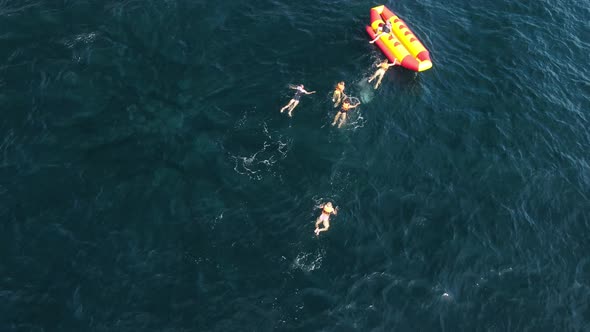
[324,219,330,230]
[338,113,347,128]
[314,217,323,235]
[316,219,330,235]
[331,112,341,126]
[280,99,294,113]
[315,217,323,228]
[368,70,380,83]
[288,101,299,117]
[369,33,384,44]
[375,72,385,89]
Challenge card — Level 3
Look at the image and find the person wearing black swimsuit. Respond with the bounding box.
[369,20,393,44]
[280,84,316,117]
[331,98,361,128]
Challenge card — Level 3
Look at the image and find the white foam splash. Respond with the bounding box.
[64,32,98,49]
[291,250,324,272]
[230,121,291,180]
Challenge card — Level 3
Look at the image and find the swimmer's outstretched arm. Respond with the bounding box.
[304,90,316,94]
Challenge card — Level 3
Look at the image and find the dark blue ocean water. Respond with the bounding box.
[1,0,590,331]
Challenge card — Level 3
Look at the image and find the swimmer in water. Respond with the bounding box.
[280,84,316,117]
[315,202,338,235]
[332,81,346,108]
[331,98,360,128]
[368,58,398,89]
[369,20,393,44]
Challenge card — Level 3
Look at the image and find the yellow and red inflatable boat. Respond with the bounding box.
[366,5,432,72]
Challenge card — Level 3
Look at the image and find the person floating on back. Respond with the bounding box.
[280,84,316,117]
[369,20,393,44]
[368,58,398,89]
[315,202,338,236]
[332,81,346,108]
[331,98,361,128]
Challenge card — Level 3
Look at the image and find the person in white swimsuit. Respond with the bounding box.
[315,202,338,235]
